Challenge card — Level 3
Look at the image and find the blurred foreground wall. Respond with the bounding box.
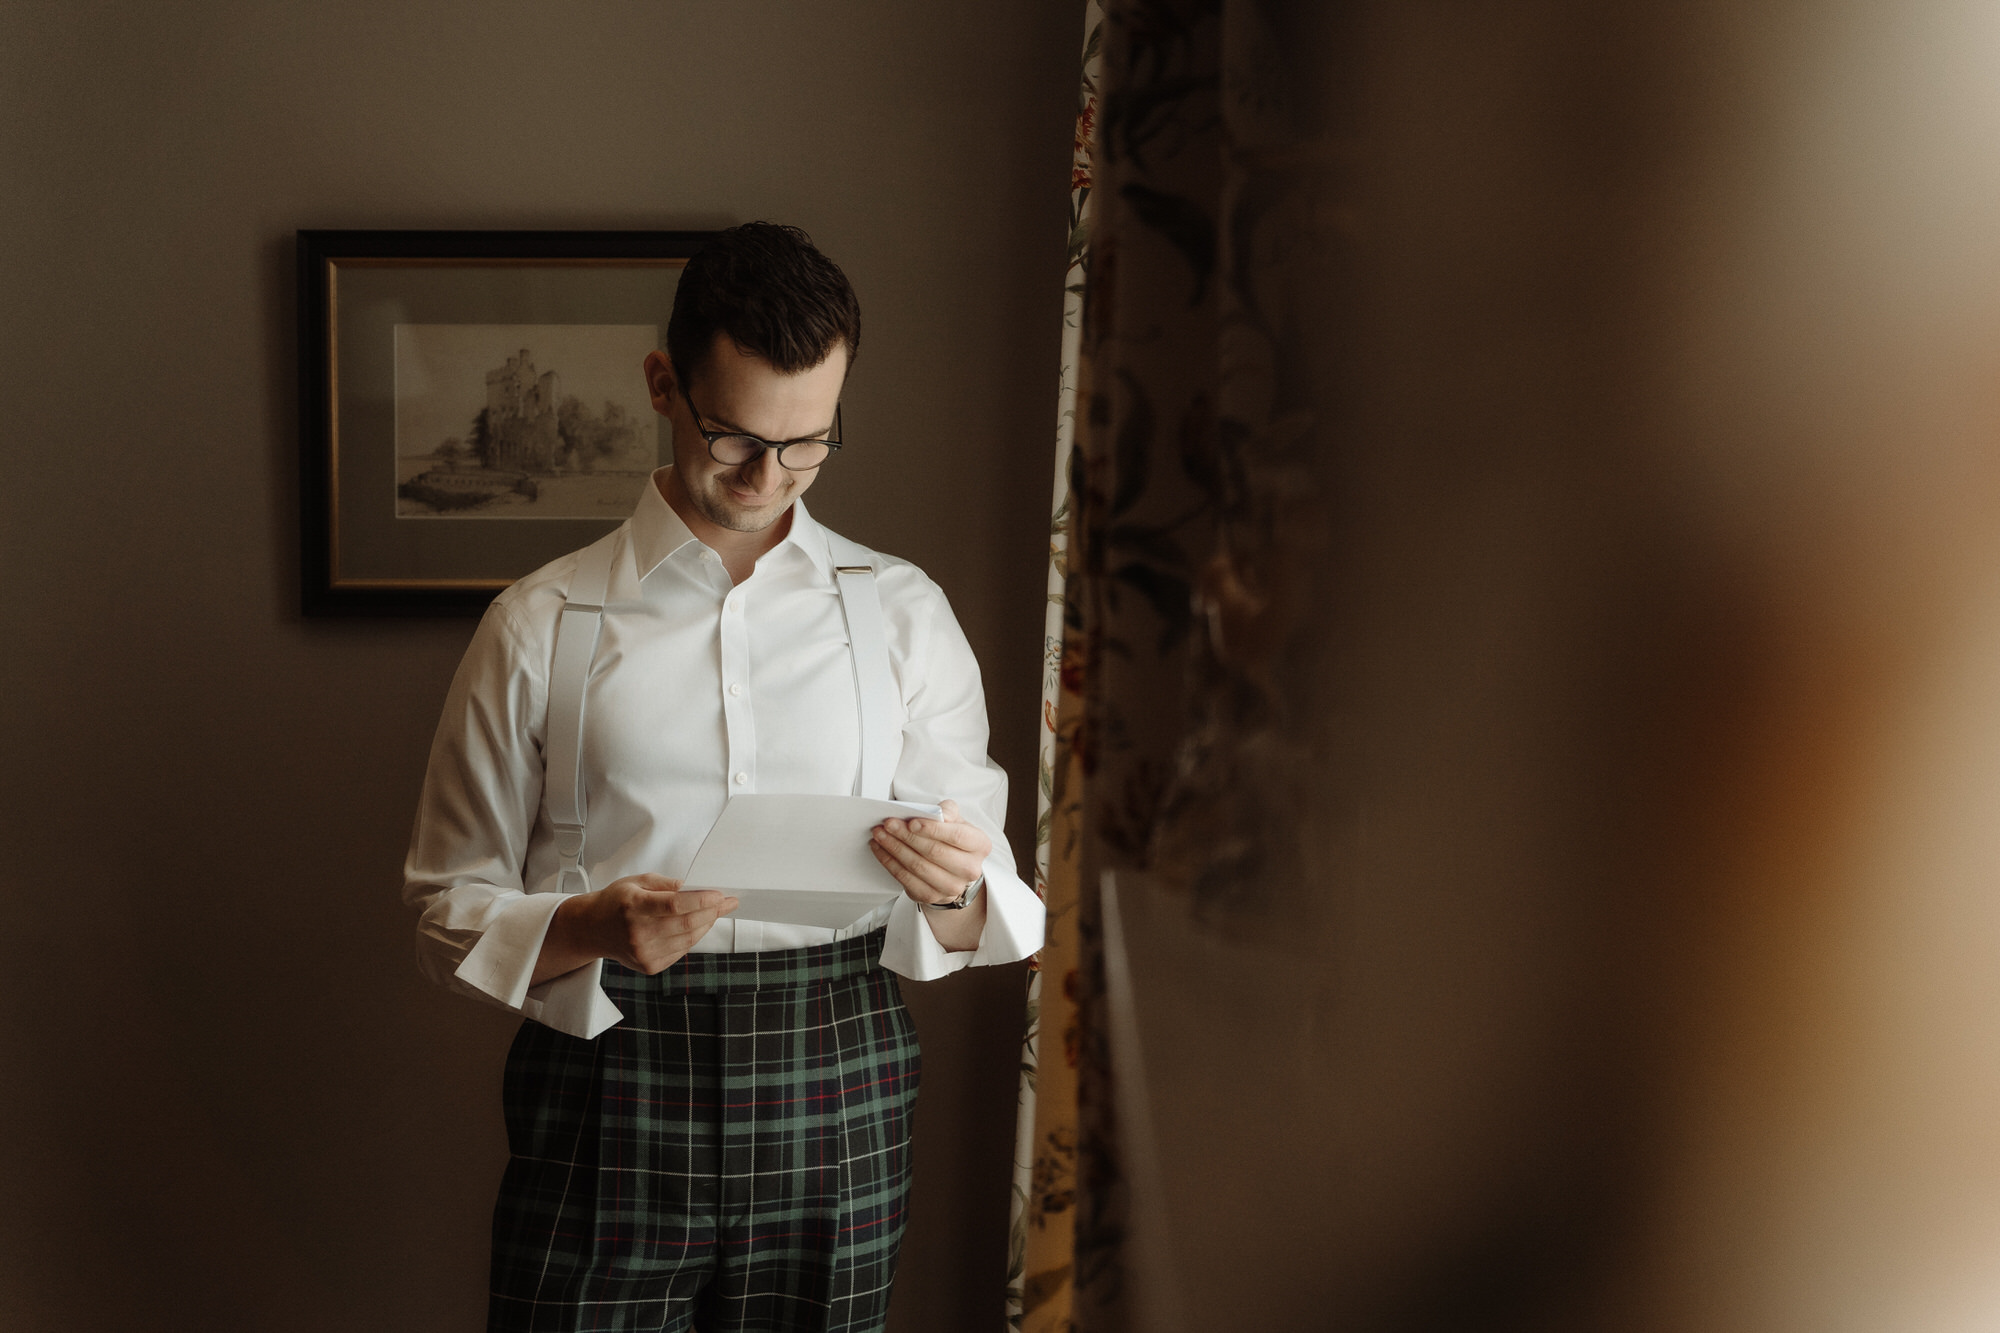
[1089,2,2000,1329]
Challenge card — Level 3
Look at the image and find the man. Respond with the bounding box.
[403,222,1044,1333]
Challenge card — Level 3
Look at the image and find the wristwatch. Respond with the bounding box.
[925,875,985,910]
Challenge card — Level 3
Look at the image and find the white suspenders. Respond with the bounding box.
[524,531,623,1037]
[825,530,897,802]
[546,532,619,898]
[525,524,897,1037]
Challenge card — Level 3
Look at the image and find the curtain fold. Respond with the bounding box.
[1012,0,1343,1326]
[1007,5,1103,1330]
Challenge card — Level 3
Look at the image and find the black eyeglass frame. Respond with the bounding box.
[683,388,842,472]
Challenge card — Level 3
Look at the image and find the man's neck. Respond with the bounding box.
[658,468,793,584]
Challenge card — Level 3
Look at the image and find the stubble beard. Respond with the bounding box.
[686,471,791,534]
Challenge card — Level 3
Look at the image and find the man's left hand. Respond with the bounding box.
[870,799,990,906]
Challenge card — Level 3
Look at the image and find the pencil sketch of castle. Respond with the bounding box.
[394,324,660,519]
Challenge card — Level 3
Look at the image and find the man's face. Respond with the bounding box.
[644,335,847,534]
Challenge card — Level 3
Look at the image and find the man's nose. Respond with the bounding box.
[741,447,784,494]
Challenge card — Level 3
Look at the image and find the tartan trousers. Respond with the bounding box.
[488,929,921,1333]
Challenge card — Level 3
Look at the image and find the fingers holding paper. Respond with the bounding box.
[533,873,740,983]
[870,798,990,906]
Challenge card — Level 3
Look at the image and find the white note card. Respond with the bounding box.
[681,794,941,930]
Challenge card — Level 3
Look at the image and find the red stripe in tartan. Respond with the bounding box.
[731,1207,911,1246]
[837,1208,909,1239]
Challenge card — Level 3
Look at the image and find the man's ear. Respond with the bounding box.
[642,350,678,417]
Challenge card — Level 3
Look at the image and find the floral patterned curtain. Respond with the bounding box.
[1011,0,1340,1326]
[1007,4,1102,1328]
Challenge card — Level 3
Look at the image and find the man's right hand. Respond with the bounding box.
[529,874,739,985]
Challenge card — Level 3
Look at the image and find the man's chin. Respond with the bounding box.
[698,491,786,533]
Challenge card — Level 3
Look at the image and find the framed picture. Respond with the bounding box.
[298,229,715,615]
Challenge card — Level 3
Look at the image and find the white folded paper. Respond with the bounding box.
[681,794,941,930]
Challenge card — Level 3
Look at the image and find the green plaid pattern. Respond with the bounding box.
[489,929,921,1333]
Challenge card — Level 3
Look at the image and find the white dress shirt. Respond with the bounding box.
[403,472,1045,1024]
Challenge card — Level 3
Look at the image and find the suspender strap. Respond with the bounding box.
[545,531,618,896]
[523,530,625,1041]
[826,532,897,801]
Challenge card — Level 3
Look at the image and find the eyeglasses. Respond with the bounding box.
[684,388,842,472]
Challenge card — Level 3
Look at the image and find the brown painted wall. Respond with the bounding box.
[0,3,1076,1328]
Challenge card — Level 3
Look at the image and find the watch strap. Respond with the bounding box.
[924,875,985,910]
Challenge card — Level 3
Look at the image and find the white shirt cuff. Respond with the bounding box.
[876,855,1044,981]
[452,891,626,1039]
[452,890,567,1010]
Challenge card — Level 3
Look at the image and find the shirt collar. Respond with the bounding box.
[782,495,835,578]
[630,468,833,583]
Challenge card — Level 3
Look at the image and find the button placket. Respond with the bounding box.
[719,585,756,795]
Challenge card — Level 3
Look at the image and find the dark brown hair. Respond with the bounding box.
[666,222,861,388]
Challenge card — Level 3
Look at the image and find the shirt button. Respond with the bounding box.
[729,683,744,697]
[733,772,749,786]
[700,550,715,562]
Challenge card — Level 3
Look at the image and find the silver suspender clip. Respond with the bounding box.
[552,822,589,895]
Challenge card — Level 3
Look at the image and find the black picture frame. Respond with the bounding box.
[298,228,716,616]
